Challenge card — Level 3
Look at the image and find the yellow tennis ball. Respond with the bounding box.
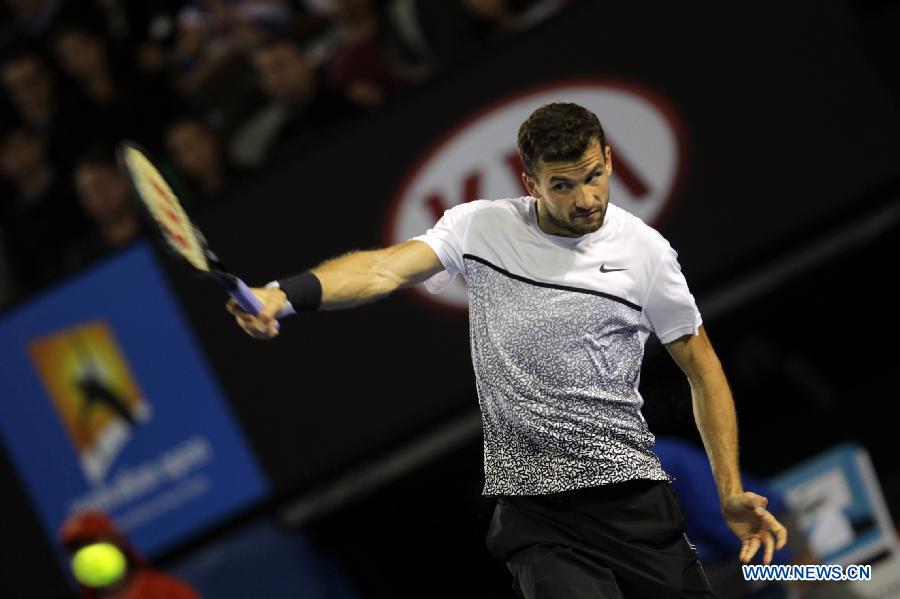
[71,542,127,588]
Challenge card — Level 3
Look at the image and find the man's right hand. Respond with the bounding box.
[226,287,286,340]
[723,492,788,564]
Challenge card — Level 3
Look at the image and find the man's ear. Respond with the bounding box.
[521,171,540,198]
[604,144,613,176]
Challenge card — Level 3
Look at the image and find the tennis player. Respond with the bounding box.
[228,103,786,598]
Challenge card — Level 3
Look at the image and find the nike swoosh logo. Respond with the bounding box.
[599,263,628,273]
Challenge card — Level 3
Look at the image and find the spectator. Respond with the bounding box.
[85,0,184,77]
[324,0,412,111]
[59,511,201,599]
[175,0,292,60]
[244,35,358,158]
[252,35,317,107]
[49,18,178,146]
[172,0,293,96]
[1,43,55,126]
[164,115,241,204]
[169,2,294,149]
[50,20,119,105]
[0,122,88,293]
[71,146,142,262]
[0,40,98,169]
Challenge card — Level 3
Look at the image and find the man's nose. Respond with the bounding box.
[574,185,595,210]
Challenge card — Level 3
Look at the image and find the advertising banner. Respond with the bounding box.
[0,243,267,558]
[770,443,899,566]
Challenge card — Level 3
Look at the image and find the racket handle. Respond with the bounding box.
[231,279,280,330]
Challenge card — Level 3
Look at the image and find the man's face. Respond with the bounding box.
[53,31,106,80]
[74,164,132,222]
[1,56,55,120]
[165,122,219,180]
[252,42,314,105]
[522,138,613,237]
[0,127,46,183]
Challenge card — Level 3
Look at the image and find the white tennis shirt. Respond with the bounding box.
[410,197,702,496]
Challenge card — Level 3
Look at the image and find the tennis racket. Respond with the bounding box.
[117,141,275,324]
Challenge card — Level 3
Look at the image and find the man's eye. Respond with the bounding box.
[553,183,571,192]
[588,172,601,182]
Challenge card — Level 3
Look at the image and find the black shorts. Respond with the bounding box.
[485,479,716,599]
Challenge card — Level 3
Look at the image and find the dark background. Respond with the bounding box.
[2,0,900,596]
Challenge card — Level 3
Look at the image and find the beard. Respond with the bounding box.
[544,201,607,237]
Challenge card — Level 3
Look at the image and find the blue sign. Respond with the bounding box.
[0,242,268,559]
[770,443,896,565]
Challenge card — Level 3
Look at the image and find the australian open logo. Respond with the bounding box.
[28,320,151,485]
[385,79,689,312]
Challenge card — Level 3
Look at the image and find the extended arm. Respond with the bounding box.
[227,240,444,338]
[665,325,787,563]
[309,240,445,310]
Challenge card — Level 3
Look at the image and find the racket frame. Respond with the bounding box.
[117,140,268,318]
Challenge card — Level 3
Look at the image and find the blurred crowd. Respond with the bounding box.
[0,0,572,306]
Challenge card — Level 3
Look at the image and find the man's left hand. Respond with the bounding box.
[722,492,788,564]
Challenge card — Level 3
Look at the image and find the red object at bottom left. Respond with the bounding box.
[59,511,201,599]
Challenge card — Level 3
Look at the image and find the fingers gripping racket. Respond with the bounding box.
[118,141,276,326]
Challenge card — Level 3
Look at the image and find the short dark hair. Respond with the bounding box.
[73,143,119,173]
[164,112,215,135]
[253,34,304,56]
[517,103,607,177]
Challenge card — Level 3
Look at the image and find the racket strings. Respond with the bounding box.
[121,145,210,272]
